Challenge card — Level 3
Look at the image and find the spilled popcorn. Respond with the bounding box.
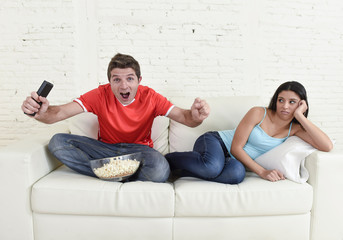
[93,159,140,178]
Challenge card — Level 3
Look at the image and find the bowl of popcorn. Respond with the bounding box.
[90,152,142,181]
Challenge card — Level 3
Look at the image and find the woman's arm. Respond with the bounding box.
[293,100,333,152]
[230,107,285,182]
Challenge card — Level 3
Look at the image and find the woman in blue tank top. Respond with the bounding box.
[165,81,333,184]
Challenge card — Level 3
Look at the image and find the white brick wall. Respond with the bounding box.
[1,0,342,150]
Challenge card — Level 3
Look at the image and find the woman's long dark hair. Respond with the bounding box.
[268,81,309,124]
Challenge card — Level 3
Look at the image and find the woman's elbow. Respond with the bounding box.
[230,145,241,157]
[318,141,334,152]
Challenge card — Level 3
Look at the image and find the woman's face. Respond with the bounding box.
[276,90,301,120]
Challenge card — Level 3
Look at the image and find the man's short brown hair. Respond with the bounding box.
[107,53,141,81]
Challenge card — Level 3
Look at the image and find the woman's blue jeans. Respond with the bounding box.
[165,131,245,184]
[48,133,170,182]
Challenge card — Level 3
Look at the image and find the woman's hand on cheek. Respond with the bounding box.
[294,100,307,118]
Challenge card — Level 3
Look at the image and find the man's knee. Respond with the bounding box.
[48,133,69,152]
[152,157,170,182]
[138,150,171,182]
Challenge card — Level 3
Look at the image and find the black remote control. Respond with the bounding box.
[25,80,54,116]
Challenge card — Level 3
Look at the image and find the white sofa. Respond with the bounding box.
[1,96,342,240]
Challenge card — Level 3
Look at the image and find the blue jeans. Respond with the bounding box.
[165,131,245,184]
[48,133,170,182]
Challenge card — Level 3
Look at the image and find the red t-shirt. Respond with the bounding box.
[74,84,174,147]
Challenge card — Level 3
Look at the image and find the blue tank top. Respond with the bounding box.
[218,107,292,160]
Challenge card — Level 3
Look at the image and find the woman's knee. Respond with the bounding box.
[213,158,246,184]
[203,161,224,179]
[228,160,246,184]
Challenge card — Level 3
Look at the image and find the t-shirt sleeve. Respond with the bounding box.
[73,88,102,114]
[152,91,174,117]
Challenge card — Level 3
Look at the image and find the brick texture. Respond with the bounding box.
[0,0,342,150]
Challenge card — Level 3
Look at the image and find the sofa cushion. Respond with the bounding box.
[31,166,175,217]
[169,96,261,152]
[173,172,313,217]
[68,113,170,155]
[150,116,170,155]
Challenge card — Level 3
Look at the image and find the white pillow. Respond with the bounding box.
[254,136,316,183]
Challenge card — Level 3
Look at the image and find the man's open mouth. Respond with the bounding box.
[120,92,130,99]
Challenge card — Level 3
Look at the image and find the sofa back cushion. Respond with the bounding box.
[68,112,99,139]
[169,96,261,152]
[68,113,170,155]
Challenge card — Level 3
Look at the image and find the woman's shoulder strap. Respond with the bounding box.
[258,107,267,126]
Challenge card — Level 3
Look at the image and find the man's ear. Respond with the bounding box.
[138,76,142,84]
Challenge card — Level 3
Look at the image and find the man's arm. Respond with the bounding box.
[167,98,210,127]
[22,91,84,124]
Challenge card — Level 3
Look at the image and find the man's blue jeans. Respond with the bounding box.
[165,131,245,184]
[48,133,170,182]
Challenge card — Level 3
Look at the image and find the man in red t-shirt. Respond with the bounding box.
[21,53,210,182]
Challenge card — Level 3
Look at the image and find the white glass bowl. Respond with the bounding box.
[90,152,142,181]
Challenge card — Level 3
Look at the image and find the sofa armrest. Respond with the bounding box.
[0,125,68,240]
[305,149,343,240]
